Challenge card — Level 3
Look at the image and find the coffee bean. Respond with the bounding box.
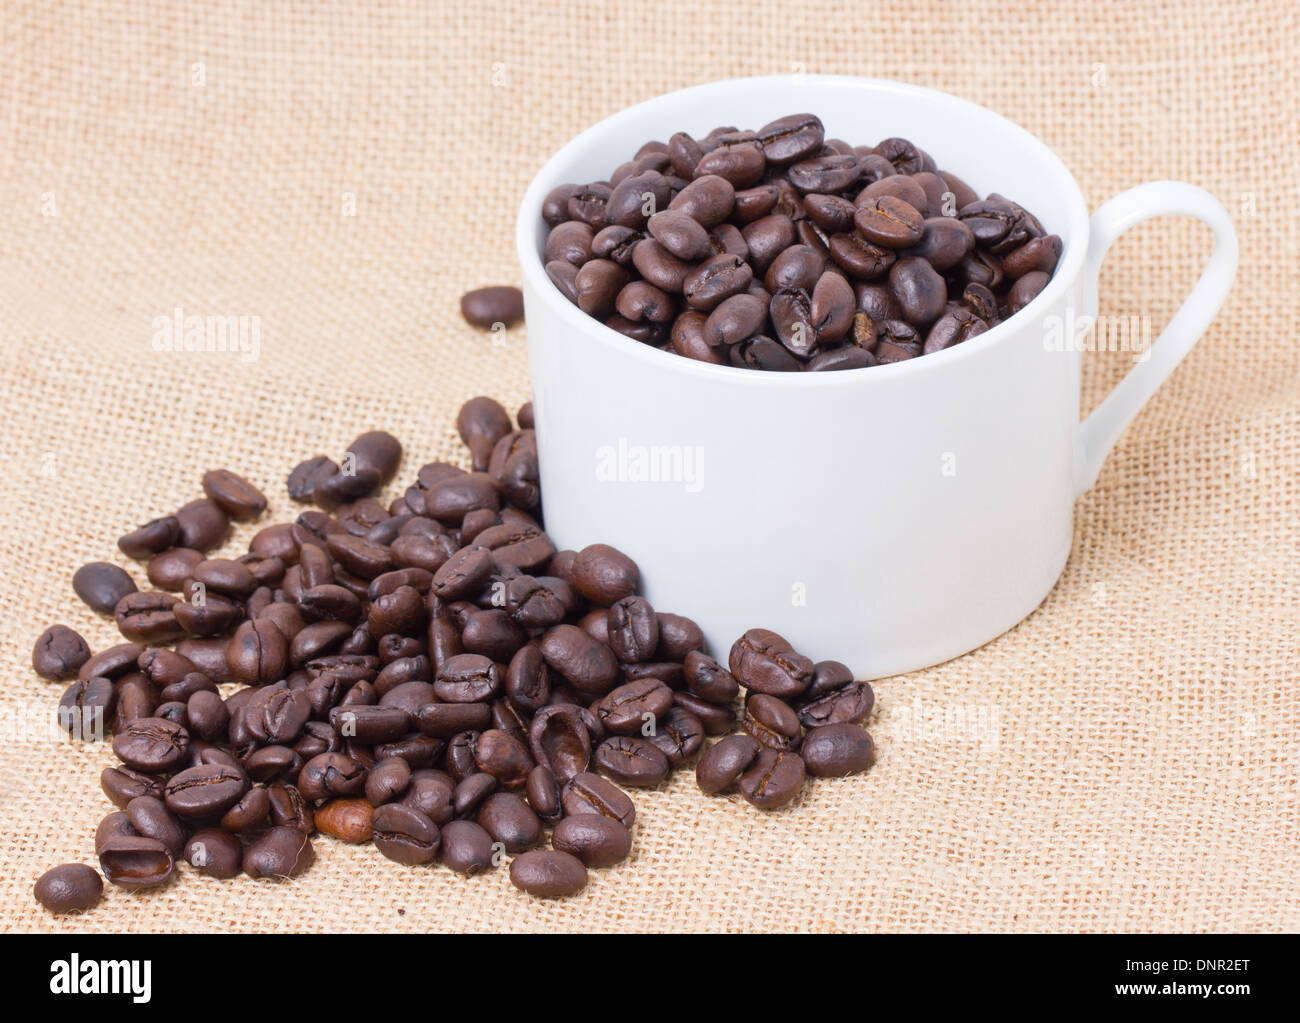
[797,678,875,728]
[118,516,181,560]
[854,195,925,248]
[73,562,137,614]
[439,819,495,875]
[34,863,103,913]
[509,849,587,898]
[561,771,635,829]
[696,734,760,794]
[243,826,315,879]
[470,729,534,787]
[742,693,803,750]
[552,814,632,868]
[175,498,230,551]
[163,763,249,818]
[372,803,440,864]
[476,792,542,852]
[32,624,91,681]
[738,749,805,810]
[184,829,243,878]
[594,736,670,787]
[113,717,190,773]
[888,257,947,326]
[729,628,813,699]
[460,286,524,328]
[99,835,174,889]
[201,469,268,520]
[801,723,876,777]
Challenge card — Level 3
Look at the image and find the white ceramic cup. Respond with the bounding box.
[515,75,1238,679]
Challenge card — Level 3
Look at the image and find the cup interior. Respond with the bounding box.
[517,75,1090,377]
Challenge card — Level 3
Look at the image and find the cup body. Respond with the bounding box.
[517,76,1091,678]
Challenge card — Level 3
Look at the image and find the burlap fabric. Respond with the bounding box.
[1,0,1293,934]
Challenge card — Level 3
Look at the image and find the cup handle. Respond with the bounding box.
[1074,181,1238,495]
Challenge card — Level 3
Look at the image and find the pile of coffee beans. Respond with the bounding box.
[32,397,875,910]
[539,113,1060,370]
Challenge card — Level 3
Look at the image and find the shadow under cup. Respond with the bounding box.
[516,76,1092,678]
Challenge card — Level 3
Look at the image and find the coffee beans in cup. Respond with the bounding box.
[538,113,1059,370]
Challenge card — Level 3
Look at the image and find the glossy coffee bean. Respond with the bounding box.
[243,826,315,879]
[34,863,103,913]
[118,516,181,560]
[561,771,635,829]
[509,849,587,898]
[696,735,760,794]
[32,625,91,680]
[183,828,244,879]
[372,803,440,864]
[98,835,174,889]
[201,469,268,520]
[552,813,632,868]
[163,763,249,818]
[460,286,524,328]
[738,749,805,810]
[73,562,137,614]
[439,819,495,875]
[594,736,670,787]
[476,792,542,852]
[801,723,876,777]
[728,628,813,699]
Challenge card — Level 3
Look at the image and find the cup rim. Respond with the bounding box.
[516,74,1090,387]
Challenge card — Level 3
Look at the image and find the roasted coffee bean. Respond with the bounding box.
[854,195,926,248]
[510,849,587,898]
[99,835,174,889]
[809,346,876,370]
[34,863,104,913]
[903,216,975,271]
[163,763,249,818]
[184,828,243,878]
[738,748,805,810]
[33,624,91,681]
[328,705,410,744]
[55,677,115,740]
[226,619,288,685]
[1006,269,1050,313]
[801,723,876,777]
[561,771,635,829]
[729,628,813,699]
[683,253,753,312]
[696,735,761,794]
[201,469,267,520]
[125,795,186,856]
[596,679,673,735]
[220,786,271,832]
[477,792,542,852]
[192,557,258,597]
[539,624,619,694]
[787,153,861,194]
[924,306,989,354]
[756,112,824,165]
[433,653,501,703]
[365,756,412,806]
[175,498,229,551]
[605,596,660,663]
[647,705,706,766]
[113,717,190,773]
[371,804,439,864]
[101,765,163,808]
[439,819,495,875]
[552,814,632,868]
[798,682,877,731]
[460,286,524,328]
[674,690,736,735]
[243,826,314,879]
[298,752,366,802]
[684,650,738,704]
[470,729,534,787]
[400,771,454,823]
[73,562,137,614]
[667,174,735,227]
[147,547,204,591]
[743,693,803,750]
[287,456,340,503]
[525,765,562,822]
[267,781,315,833]
[593,736,670,787]
[118,516,181,560]
[888,256,947,325]
[606,171,668,228]
[453,772,497,818]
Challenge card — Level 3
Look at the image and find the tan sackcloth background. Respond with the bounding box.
[1,0,1296,934]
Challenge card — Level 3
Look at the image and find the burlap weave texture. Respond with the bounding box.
[1,0,1295,933]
